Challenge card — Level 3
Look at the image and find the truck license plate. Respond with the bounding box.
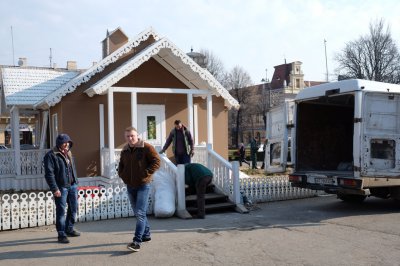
[314,177,334,185]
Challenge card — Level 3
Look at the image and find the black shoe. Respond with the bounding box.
[192,214,205,219]
[58,236,70,244]
[127,242,140,252]
[142,237,151,243]
[66,230,81,237]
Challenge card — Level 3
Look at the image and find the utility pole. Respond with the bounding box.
[11,26,15,66]
[324,39,329,82]
[49,48,52,68]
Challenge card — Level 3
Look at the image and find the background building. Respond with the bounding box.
[228,61,326,148]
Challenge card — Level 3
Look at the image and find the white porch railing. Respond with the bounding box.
[100,148,122,178]
[206,148,241,204]
[20,149,49,176]
[0,149,50,178]
[197,145,318,205]
[0,150,15,176]
[192,144,207,165]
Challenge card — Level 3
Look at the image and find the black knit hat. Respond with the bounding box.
[56,134,73,148]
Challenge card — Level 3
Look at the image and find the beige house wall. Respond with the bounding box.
[54,57,228,177]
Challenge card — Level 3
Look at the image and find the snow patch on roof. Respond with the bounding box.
[1,67,79,106]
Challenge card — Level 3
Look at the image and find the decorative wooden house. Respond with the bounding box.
[0,27,239,190]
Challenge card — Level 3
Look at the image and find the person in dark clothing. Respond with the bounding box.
[118,127,160,252]
[160,120,194,165]
[238,143,250,167]
[44,133,80,244]
[250,137,258,169]
[185,163,213,219]
[261,139,268,169]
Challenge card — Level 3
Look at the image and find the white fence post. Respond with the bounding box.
[231,161,241,204]
[176,164,191,219]
[2,195,11,230]
[20,193,29,228]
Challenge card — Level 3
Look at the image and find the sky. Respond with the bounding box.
[1,0,399,84]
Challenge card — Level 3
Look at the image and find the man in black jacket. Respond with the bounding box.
[160,120,194,165]
[44,134,80,244]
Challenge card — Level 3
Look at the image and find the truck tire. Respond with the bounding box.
[337,194,366,203]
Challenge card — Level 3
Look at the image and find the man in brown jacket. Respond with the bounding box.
[118,127,160,252]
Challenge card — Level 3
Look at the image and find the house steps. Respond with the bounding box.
[185,185,236,215]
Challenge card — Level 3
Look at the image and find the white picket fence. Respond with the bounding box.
[0,186,152,231]
[0,175,318,231]
[240,175,318,203]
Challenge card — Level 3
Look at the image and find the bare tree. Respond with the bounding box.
[199,48,227,85]
[335,19,400,83]
[226,66,253,147]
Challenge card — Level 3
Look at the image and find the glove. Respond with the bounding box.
[159,149,165,154]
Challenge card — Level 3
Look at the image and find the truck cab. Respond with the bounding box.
[267,79,400,202]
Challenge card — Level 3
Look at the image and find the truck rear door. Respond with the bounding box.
[265,101,292,173]
[361,92,400,177]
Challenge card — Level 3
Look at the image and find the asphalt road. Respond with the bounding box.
[1,195,399,266]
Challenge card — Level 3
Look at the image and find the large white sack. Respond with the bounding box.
[152,170,176,218]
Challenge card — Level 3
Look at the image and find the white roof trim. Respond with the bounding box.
[85,37,240,109]
[35,27,160,108]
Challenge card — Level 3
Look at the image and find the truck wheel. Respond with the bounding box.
[337,194,366,203]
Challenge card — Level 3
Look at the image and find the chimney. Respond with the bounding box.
[66,61,77,70]
[18,57,27,67]
[102,30,110,59]
[101,28,129,59]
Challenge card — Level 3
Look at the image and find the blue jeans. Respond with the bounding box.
[175,153,191,164]
[127,184,151,244]
[54,183,78,237]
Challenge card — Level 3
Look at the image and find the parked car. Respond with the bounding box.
[20,144,37,150]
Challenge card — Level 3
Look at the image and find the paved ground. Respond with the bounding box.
[1,195,399,266]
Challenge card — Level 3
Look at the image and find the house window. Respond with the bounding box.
[51,113,58,146]
[296,79,300,88]
[147,116,156,140]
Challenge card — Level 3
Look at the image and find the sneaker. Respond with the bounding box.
[66,230,81,237]
[127,242,140,252]
[142,237,151,243]
[58,236,70,244]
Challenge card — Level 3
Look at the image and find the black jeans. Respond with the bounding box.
[195,176,213,217]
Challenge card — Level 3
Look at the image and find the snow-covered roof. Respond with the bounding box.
[0,67,79,107]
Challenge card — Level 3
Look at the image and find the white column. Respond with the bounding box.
[131,92,138,129]
[187,94,194,133]
[108,89,115,178]
[193,104,198,145]
[99,104,105,149]
[207,94,213,148]
[39,111,48,149]
[176,164,186,212]
[11,106,21,176]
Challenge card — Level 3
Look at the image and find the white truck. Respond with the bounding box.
[266,79,400,202]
